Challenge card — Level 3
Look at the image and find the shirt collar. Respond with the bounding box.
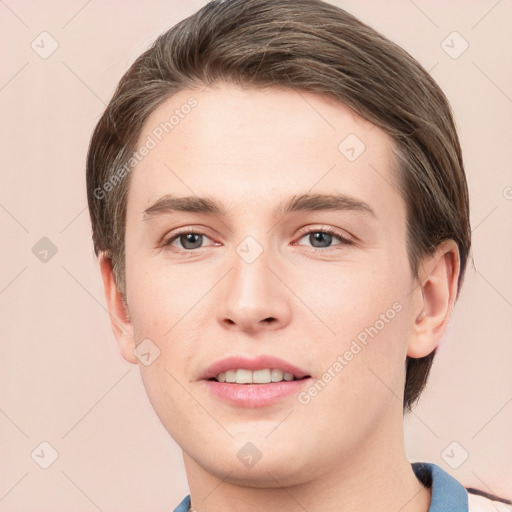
[412,462,468,512]
[173,495,190,512]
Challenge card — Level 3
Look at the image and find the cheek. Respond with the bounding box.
[293,255,412,405]
[123,257,218,426]
[125,254,207,343]
[294,254,407,342]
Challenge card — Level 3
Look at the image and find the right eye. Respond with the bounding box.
[163,231,218,252]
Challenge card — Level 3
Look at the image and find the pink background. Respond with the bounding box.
[1,0,511,510]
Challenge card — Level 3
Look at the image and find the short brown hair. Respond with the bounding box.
[86,0,471,412]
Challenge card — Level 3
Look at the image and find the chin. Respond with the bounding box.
[185,439,317,488]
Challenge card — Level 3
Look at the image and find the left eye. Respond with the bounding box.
[297,229,351,249]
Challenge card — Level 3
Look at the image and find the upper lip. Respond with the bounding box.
[199,355,310,381]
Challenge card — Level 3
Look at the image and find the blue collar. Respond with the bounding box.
[412,462,468,511]
[173,495,190,512]
[173,462,468,511]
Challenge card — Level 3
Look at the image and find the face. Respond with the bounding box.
[120,84,423,486]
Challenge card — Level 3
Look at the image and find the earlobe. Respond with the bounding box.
[407,240,460,359]
[99,254,138,365]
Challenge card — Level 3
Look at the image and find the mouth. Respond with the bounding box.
[199,354,311,381]
[199,355,312,407]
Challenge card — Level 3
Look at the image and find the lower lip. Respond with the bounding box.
[202,379,311,407]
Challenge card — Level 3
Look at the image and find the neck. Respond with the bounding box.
[182,407,431,512]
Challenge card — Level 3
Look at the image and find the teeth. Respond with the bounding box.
[271,369,283,382]
[225,370,236,383]
[236,369,253,384]
[253,369,271,383]
[214,369,299,384]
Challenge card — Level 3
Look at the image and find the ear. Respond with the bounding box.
[407,239,461,358]
[99,253,138,364]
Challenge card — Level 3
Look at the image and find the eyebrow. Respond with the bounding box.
[142,193,375,221]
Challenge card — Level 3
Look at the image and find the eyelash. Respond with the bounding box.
[162,226,354,254]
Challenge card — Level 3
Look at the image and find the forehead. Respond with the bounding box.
[127,83,401,217]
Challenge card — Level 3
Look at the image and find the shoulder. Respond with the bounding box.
[468,491,512,512]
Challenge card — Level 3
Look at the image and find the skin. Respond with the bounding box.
[100,83,460,512]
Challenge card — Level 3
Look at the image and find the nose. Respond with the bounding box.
[217,247,292,334]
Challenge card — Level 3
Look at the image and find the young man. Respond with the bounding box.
[86,1,510,510]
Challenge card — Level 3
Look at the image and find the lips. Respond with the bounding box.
[198,355,311,381]
[198,355,312,407]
